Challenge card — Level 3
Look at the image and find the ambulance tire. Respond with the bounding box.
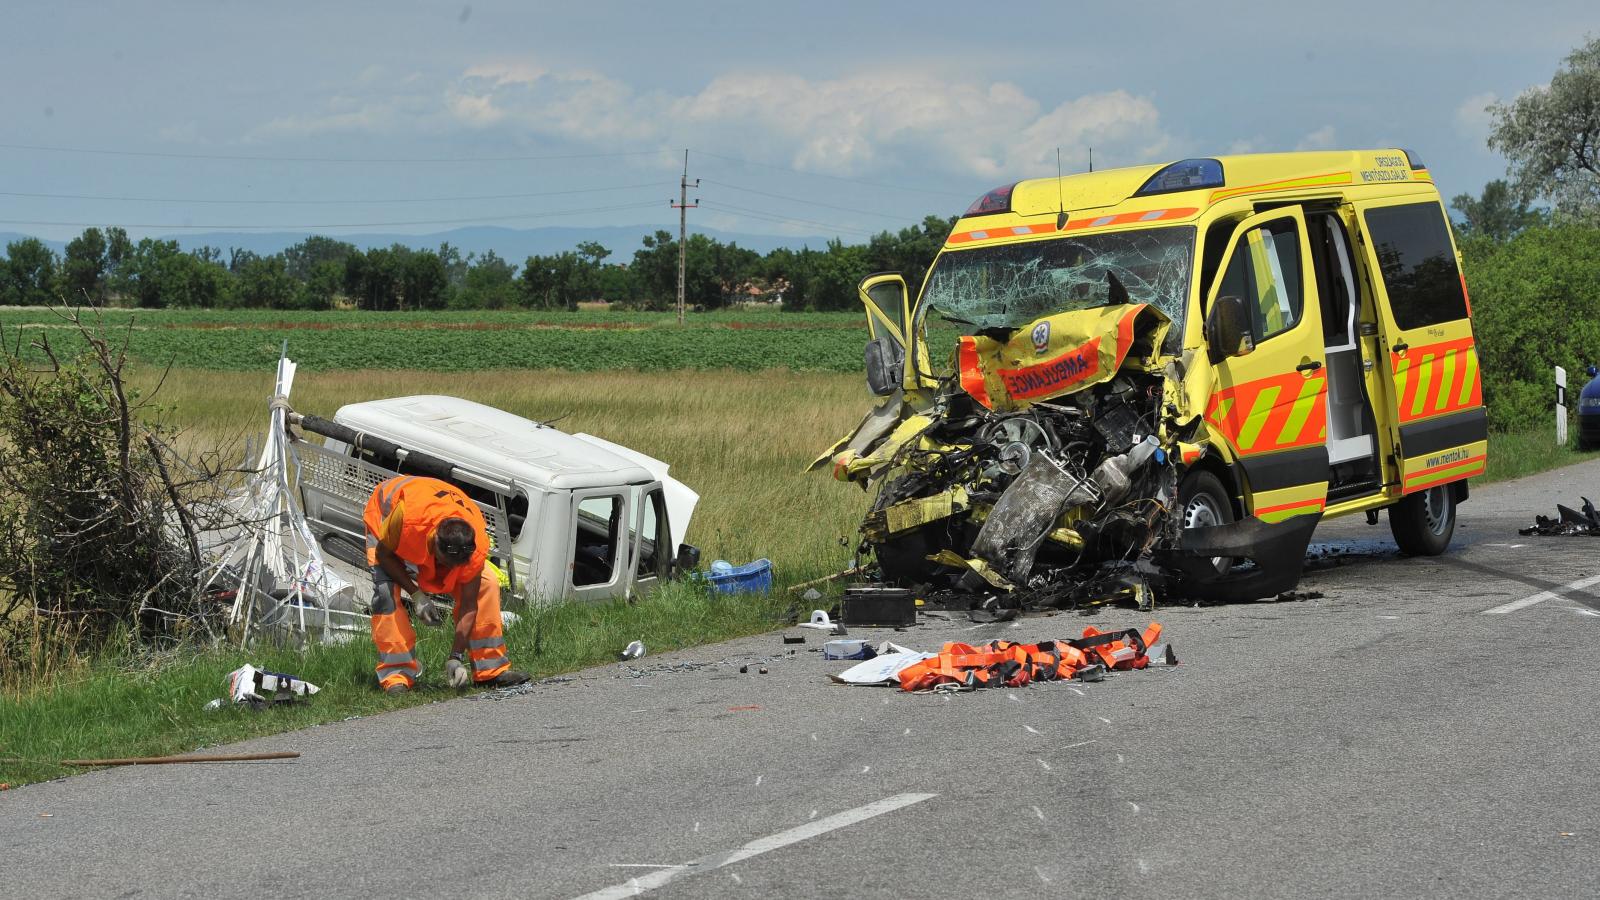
[1176,470,1235,579]
[1388,484,1456,556]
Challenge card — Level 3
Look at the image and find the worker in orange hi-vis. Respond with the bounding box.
[363,475,530,694]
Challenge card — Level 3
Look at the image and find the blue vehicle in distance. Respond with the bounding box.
[1580,365,1600,451]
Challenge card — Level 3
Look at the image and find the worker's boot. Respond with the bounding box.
[385,683,411,695]
[485,669,530,688]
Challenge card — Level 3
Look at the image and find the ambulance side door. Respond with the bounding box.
[1204,207,1331,522]
[1349,197,1487,496]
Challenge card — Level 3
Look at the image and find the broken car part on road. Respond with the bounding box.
[1520,497,1600,536]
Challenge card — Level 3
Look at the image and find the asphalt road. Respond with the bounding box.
[6,460,1600,899]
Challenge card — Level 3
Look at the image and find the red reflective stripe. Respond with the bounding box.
[946,209,1198,246]
[958,336,994,408]
[1254,498,1326,517]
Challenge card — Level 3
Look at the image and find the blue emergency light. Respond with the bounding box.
[1134,158,1225,197]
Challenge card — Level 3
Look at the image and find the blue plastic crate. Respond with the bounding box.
[704,558,774,595]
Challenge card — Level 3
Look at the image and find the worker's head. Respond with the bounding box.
[432,517,476,570]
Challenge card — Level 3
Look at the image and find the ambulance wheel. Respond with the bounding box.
[1178,470,1234,577]
[1388,484,1456,556]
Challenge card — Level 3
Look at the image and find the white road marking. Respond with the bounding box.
[607,864,685,869]
[1127,801,1141,814]
[1037,758,1052,771]
[572,793,938,900]
[754,775,762,786]
[1032,805,1046,821]
[1567,607,1600,617]
[861,766,871,774]
[1061,740,1097,750]
[1067,687,1086,697]
[1481,574,1600,615]
[1097,716,1112,725]
[1024,725,1041,735]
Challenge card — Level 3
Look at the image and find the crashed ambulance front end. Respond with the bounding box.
[820,179,1314,609]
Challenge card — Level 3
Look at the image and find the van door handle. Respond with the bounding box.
[1296,360,1323,373]
[1391,340,1409,354]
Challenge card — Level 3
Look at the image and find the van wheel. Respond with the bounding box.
[1178,470,1235,576]
[1388,485,1456,556]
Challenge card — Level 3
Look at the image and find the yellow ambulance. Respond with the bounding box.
[827,149,1485,601]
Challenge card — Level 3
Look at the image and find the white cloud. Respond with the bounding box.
[1454,91,1499,139]
[252,60,1176,181]
[1295,125,1336,151]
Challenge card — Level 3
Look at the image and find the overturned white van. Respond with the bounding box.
[290,395,699,606]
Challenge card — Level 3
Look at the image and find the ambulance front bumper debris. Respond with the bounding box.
[1155,514,1321,601]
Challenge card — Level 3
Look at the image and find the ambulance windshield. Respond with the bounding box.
[921,225,1194,342]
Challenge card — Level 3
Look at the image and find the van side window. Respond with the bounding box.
[1361,202,1468,330]
[573,495,622,587]
[1217,219,1303,342]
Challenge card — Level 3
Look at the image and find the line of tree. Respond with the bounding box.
[0,216,958,313]
[1451,36,1600,432]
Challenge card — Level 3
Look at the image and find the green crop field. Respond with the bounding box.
[0,306,969,373]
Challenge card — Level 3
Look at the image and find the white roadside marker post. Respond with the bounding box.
[1556,365,1568,446]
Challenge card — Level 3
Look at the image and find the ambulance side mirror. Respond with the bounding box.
[865,336,904,396]
[1206,295,1255,364]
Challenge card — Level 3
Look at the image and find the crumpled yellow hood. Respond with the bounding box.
[957,303,1172,410]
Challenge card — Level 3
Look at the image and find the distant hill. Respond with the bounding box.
[0,224,842,261]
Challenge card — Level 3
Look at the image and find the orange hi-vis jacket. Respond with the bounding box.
[363,476,490,594]
[897,623,1166,692]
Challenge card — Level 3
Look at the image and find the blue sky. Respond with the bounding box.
[2,0,1595,243]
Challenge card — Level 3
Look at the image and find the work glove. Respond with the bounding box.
[446,654,471,689]
[407,589,444,626]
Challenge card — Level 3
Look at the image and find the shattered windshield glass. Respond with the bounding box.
[921,226,1195,341]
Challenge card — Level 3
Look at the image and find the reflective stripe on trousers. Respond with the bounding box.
[370,574,420,688]
[456,567,511,682]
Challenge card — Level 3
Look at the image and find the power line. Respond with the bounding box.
[0,180,674,205]
[693,148,972,199]
[0,142,676,165]
[697,200,877,237]
[0,200,666,231]
[700,178,920,221]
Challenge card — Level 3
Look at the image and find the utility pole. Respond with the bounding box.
[671,149,699,325]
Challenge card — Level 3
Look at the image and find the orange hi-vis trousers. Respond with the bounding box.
[370,565,512,689]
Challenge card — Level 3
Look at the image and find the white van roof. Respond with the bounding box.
[333,395,656,491]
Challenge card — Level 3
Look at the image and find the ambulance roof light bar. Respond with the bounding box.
[964,182,1018,217]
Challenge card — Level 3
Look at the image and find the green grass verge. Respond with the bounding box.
[1481,430,1600,483]
[0,579,794,789]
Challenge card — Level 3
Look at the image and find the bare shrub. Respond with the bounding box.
[0,307,235,680]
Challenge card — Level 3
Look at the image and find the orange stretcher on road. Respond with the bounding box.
[898,622,1170,691]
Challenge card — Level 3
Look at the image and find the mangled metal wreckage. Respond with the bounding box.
[817,235,1315,610]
